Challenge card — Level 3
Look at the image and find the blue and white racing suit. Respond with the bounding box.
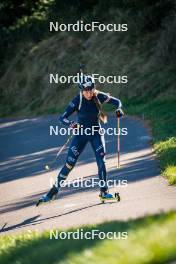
[57,91,122,192]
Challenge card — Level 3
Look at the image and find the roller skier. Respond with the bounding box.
[36,72,124,206]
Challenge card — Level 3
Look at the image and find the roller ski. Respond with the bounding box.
[99,191,120,203]
[36,185,58,207]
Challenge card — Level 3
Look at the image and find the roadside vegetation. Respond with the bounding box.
[0,211,176,264]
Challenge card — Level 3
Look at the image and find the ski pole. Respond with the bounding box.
[117,114,120,168]
[45,133,73,171]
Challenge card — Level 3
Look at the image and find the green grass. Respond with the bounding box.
[156,138,176,185]
[0,211,176,264]
[126,98,176,185]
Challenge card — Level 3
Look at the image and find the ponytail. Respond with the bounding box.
[93,89,108,124]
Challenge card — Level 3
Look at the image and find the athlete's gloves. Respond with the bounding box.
[115,108,124,118]
[69,121,79,129]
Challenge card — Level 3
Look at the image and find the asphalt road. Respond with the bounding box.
[0,115,176,235]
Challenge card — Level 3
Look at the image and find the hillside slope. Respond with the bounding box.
[0,0,176,182]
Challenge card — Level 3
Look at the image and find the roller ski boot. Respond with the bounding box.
[99,191,120,203]
[36,185,58,207]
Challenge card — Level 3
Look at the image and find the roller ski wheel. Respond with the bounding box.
[36,185,58,207]
[114,192,121,202]
[99,192,120,203]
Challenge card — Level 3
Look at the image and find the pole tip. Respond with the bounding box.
[45,165,50,170]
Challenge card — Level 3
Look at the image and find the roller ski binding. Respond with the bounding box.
[99,191,120,203]
[36,185,58,207]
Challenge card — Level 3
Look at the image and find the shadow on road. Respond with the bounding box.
[0,202,104,233]
[0,116,151,184]
[0,115,160,234]
[0,150,158,215]
[0,215,41,233]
